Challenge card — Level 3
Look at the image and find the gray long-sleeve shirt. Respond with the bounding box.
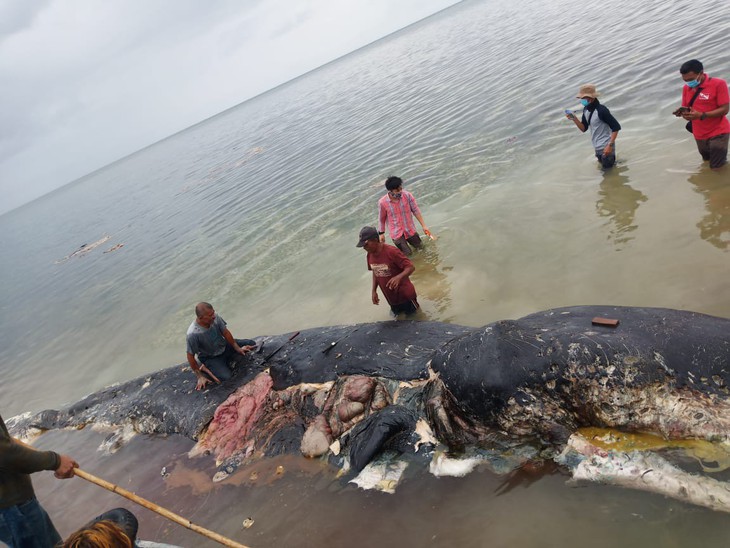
[0,414,60,509]
[581,100,622,151]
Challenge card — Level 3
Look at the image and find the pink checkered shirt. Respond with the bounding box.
[378,190,422,240]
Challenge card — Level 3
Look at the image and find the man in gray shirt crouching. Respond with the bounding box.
[186,302,256,390]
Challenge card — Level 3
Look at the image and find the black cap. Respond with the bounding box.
[356,226,379,247]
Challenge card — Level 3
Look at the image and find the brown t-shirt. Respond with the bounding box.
[367,244,417,306]
[0,414,60,508]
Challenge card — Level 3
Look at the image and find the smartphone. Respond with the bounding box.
[565,109,574,116]
[678,106,690,112]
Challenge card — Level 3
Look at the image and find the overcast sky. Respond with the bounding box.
[0,0,460,215]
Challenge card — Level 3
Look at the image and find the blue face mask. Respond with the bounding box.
[686,78,701,89]
[580,98,590,107]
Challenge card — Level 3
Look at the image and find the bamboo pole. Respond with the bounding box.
[74,468,251,548]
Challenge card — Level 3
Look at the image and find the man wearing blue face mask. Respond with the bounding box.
[566,84,621,169]
[673,59,729,170]
[377,176,433,256]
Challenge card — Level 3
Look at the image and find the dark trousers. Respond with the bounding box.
[200,339,256,381]
[595,150,616,169]
[392,233,423,256]
[696,133,729,169]
[390,299,420,316]
[0,498,60,548]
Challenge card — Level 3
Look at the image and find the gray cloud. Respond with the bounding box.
[0,0,460,215]
[0,0,50,40]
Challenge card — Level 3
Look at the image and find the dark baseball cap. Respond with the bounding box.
[356,226,379,247]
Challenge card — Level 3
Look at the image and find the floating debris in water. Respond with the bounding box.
[104,243,124,253]
[577,427,730,473]
[55,235,110,263]
[350,451,409,494]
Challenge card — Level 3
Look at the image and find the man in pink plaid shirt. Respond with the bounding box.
[377,176,433,256]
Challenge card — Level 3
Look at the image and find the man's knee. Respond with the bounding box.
[393,238,412,256]
[407,234,423,249]
[214,367,233,381]
[601,153,616,169]
[708,134,729,169]
[390,300,419,316]
[205,358,232,381]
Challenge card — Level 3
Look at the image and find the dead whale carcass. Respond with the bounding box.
[9,306,730,511]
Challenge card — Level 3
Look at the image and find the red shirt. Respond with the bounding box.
[682,75,730,140]
[367,244,417,306]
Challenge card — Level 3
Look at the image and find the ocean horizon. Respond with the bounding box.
[3,0,730,545]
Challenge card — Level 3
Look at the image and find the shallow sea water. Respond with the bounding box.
[3,0,730,545]
[32,429,730,548]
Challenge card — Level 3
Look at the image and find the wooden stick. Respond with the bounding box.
[74,468,251,548]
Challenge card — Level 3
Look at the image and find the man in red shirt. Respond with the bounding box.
[356,226,419,316]
[674,59,730,169]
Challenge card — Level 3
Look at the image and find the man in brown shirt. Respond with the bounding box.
[0,414,78,547]
[356,226,419,316]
